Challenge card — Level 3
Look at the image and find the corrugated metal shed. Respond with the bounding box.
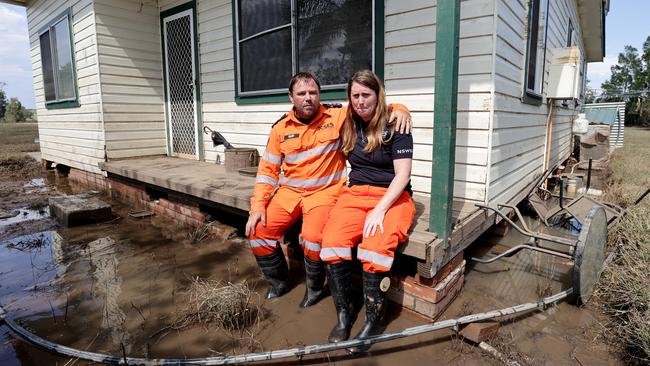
[583,102,625,149]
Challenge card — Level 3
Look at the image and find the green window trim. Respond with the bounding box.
[522,0,549,106]
[231,0,384,105]
[38,9,79,110]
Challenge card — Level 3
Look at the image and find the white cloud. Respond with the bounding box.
[586,54,617,90]
[0,4,34,108]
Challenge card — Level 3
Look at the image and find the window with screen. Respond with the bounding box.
[235,0,374,97]
[39,11,78,107]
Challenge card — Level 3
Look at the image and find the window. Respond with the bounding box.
[523,0,549,104]
[234,0,375,97]
[39,11,78,107]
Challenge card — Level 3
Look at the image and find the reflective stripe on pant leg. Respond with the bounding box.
[357,248,394,272]
[248,196,302,257]
[299,204,332,261]
[249,238,279,254]
[319,247,353,262]
[320,187,366,263]
[358,190,415,273]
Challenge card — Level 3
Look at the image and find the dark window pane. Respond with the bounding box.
[526,0,540,90]
[298,0,372,86]
[53,18,75,100]
[240,28,292,92]
[39,31,56,102]
[238,0,291,39]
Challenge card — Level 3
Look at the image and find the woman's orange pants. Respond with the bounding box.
[320,185,415,273]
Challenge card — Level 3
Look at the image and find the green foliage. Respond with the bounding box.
[597,36,650,125]
[4,97,27,123]
[0,82,7,120]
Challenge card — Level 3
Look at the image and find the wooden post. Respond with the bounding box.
[429,0,460,246]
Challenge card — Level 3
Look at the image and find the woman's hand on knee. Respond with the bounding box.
[363,208,386,237]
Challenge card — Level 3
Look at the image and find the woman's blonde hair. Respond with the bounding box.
[341,70,393,155]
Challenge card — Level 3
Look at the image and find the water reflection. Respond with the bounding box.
[86,237,131,352]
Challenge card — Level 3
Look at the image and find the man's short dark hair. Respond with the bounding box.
[289,72,321,93]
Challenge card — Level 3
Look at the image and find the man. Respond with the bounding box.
[245,72,410,308]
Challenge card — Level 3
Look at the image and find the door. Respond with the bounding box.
[162,9,200,159]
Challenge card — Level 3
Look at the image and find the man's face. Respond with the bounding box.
[289,79,320,119]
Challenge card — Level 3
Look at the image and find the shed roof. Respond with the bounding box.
[583,102,623,125]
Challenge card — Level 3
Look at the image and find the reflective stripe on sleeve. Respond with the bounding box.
[357,248,394,269]
[284,140,341,164]
[262,151,281,165]
[280,169,346,189]
[256,174,278,186]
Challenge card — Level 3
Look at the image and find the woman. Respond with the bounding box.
[320,70,415,352]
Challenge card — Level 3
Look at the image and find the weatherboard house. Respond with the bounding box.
[3,0,608,317]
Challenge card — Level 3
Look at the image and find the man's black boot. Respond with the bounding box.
[325,261,356,343]
[255,247,290,299]
[299,256,326,308]
[348,271,388,353]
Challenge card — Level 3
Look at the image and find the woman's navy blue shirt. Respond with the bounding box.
[347,118,413,195]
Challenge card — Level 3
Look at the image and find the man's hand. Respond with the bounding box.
[245,210,266,236]
[388,109,412,134]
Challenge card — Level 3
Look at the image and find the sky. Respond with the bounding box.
[0,2,649,108]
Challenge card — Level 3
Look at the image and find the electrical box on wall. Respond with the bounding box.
[547,47,582,99]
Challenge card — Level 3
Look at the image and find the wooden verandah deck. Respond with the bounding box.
[100,156,497,277]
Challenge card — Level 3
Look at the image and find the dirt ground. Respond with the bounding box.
[0,148,625,364]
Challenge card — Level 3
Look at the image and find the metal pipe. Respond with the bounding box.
[559,179,564,210]
[586,158,593,191]
[0,289,573,365]
[471,244,573,264]
[476,204,575,246]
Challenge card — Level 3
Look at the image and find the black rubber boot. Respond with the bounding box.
[325,261,356,343]
[348,271,388,353]
[299,256,326,308]
[255,247,289,299]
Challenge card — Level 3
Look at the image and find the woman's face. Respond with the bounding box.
[350,82,377,122]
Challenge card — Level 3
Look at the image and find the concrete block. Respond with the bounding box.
[49,193,112,227]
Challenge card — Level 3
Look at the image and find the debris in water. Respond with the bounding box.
[174,277,263,332]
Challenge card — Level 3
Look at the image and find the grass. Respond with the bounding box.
[597,126,650,365]
[0,122,41,179]
[0,122,40,156]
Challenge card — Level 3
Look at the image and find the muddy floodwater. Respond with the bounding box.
[1,173,620,365]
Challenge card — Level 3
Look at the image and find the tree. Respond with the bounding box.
[0,82,7,121]
[584,79,597,104]
[598,37,650,125]
[4,97,26,122]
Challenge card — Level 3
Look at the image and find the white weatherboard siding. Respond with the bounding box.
[488,0,583,204]
[196,0,296,165]
[95,0,166,159]
[27,0,104,173]
[385,0,494,200]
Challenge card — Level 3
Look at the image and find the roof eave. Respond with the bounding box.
[577,0,609,62]
[0,0,27,6]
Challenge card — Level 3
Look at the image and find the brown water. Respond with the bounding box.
[0,175,620,365]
